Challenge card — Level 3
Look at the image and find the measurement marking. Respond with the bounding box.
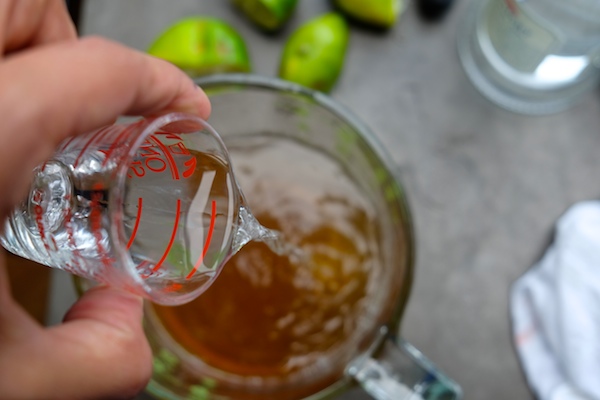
[126,197,143,249]
[164,283,183,293]
[137,260,152,278]
[64,206,83,275]
[57,136,76,153]
[186,200,217,280]
[150,199,181,273]
[101,121,142,167]
[74,126,111,168]
[32,197,52,255]
[150,135,179,180]
[90,190,112,267]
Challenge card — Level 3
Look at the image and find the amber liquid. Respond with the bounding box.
[152,135,382,394]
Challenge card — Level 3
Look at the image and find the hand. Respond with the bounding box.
[0,1,211,398]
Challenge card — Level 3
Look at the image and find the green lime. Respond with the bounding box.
[148,17,251,77]
[233,0,298,32]
[278,13,349,93]
[334,0,403,28]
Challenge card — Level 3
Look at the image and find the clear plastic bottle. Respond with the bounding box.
[458,0,600,114]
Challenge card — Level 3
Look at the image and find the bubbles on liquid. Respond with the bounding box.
[232,205,306,264]
[152,134,383,389]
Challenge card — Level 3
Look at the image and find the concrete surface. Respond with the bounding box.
[47,1,600,399]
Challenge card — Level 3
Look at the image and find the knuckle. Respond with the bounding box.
[78,35,119,53]
[79,35,108,46]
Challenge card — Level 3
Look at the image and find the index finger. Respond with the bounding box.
[0,36,211,218]
[0,0,77,54]
[0,35,211,144]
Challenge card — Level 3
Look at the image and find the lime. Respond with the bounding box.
[278,13,349,93]
[233,0,298,32]
[148,17,251,77]
[334,0,403,28]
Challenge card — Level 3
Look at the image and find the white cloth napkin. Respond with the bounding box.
[511,201,600,400]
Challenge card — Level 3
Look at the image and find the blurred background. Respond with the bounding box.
[8,1,600,399]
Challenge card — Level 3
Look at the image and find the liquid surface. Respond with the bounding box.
[152,135,382,383]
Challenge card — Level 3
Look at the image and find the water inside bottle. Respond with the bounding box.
[122,135,300,289]
[1,129,296,295]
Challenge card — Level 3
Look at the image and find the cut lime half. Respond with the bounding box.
[148,17,251,77]
[334,0,404,28]
[233,0,298,32]
[278,13,349,92]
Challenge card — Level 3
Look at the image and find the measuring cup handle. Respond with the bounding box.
[348,333,462,400]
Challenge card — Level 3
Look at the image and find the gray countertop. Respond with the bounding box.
[51,1,600,399]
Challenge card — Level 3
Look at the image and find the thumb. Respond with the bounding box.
[43,286,152,399]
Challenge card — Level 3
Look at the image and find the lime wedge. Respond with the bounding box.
[278,13,349,93]
[233,0,298,32]
[148,17,251,77]
[334,0,403,28]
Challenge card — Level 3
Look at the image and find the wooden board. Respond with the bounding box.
[5,252,51,324]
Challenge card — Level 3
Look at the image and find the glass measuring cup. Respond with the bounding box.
[143,75,462,400]
[1,113,258,305]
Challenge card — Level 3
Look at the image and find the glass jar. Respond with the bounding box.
[458,0,600,114]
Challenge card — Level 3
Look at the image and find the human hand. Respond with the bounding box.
[0,1,211,398]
